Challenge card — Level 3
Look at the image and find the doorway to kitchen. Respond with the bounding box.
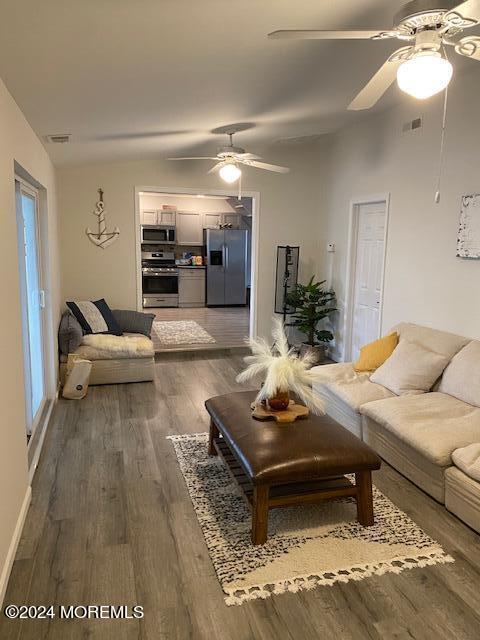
[135,187,258,353]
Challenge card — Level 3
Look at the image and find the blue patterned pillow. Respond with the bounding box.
[66,298,123,336]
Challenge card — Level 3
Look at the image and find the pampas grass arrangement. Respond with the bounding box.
[236,318,326,415]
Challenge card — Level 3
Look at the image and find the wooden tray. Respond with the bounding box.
[251,400,309,423]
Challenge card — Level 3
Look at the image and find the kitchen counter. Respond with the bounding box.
[176,265,206,269]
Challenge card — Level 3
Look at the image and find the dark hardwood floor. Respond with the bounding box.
[2,352,480,639]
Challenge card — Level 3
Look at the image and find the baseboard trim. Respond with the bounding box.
[28,392,57,484]
[0,485,32,607]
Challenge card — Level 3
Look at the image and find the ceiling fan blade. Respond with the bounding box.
[167,156,218,161]
[455,35,480,60]
[348,47,412,111]
[268,29,396,40]
[242,160,290,173]
[237,152,262,160]
[445,0,480,27]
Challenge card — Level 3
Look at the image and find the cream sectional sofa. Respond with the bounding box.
[312,322,480,534]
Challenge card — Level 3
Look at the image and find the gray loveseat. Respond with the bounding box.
[58,309,155,385]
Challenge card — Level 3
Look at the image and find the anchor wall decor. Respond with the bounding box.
[86,188,120,249]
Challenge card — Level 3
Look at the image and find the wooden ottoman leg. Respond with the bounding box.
[208,418,219,456]
[252,485,269,545]
[355,471,374,526]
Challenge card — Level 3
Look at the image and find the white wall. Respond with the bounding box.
[319,65,480,358]
[0,77,60,601]
[58,143,324,338]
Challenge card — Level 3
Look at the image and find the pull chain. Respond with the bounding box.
[435,47,450,204]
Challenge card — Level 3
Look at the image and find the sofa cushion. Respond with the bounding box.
[452,443,480,482]
[74,333,154,360]
[370,340,450,395]
[325,377,396,412]
[354,332,398,372]
[112,309,155,337]
[312,362,395,408]
[361,392,480,467]
[392,322,469,360]
[310,362,359,384]
[58,311,83,356]
[438,340,480,407]
[67,298,123,336]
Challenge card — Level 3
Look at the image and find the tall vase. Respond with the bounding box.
[267,389,290,411]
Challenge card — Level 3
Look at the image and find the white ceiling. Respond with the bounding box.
[0,0,458,166]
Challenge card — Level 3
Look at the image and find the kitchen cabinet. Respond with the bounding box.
[176,211,203,245]
[140,210,158,225]
[203,212,241,229]
[203,212,222,229]
[179,268,206,307]
[158,210,176,225]
[140,209,176,226]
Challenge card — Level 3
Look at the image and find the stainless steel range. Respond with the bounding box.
[141,251,179,308]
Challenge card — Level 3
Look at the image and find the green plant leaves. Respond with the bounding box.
[285,277,336,346]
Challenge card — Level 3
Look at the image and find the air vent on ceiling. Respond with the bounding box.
[45,134,71,144]
[401,117,423,135]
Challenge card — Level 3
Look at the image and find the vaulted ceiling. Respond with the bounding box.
[0,0,469,166]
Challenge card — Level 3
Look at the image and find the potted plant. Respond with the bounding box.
[236,318,325,414]
[286,277,336,365]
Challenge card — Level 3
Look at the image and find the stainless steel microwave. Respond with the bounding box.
[141,225,176,245]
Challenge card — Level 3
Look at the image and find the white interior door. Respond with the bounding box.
[16,180,47,436]
[350,201,386,361]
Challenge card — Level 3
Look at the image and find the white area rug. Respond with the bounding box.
[152,320,216,346]
[168,433,454,606]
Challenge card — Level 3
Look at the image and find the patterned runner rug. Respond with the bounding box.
[168,433,454,606]
[152,320,216,346]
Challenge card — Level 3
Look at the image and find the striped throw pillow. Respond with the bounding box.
[66,299,123,336]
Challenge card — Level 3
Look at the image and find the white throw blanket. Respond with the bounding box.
[77,333,154,360]
[452,443,480,482]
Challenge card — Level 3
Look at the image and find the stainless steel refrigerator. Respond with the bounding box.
[205,229,248,306]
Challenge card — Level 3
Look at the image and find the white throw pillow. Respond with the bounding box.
[370,340,450,396]
[438,341,480,408]
[452,443,480,482]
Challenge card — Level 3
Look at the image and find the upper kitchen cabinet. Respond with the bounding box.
[203,212,222,229]
[158,210,176,226]
[140,209,157,225]
[140,209,176,226]
[203,212,242,229]
[176,211,203,245]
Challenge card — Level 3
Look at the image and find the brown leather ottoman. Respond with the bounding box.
[205,390,381,545]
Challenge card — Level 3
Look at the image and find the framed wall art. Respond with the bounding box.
[457,194,480,259]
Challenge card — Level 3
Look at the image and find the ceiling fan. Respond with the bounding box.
[168,129,290,183]
[268,0,480,109]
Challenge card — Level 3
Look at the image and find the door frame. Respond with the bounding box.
[15,177,48,436]
[134,185,260,339]
[343,193,390,362]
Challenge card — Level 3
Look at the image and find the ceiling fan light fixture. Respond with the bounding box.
[219,162,241,183]
[396,52,453,100]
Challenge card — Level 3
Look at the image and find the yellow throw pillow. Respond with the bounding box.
[354,332,399,372]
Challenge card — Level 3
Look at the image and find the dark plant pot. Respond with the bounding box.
[267,389,290,411]
[299,343,327,366]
